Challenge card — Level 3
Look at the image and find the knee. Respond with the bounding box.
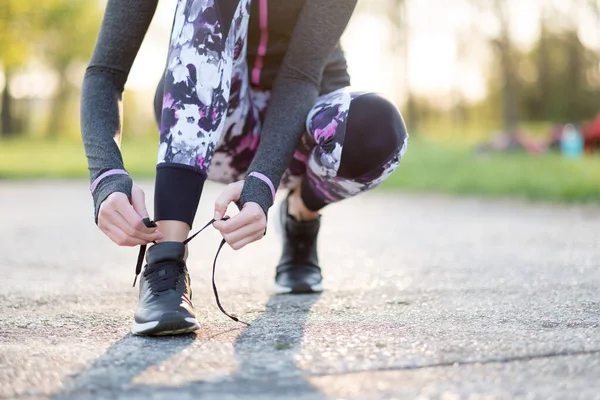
[337,93,408,179]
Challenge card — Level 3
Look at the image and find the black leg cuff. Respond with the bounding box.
[154,164,207,228]
[300,178,328,212]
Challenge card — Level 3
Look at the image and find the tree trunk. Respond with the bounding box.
[47,74,68,139]
[405,93,418,130]
[393,0,418,132]
[566,31,582,121]
[538,8,550,120]
[403,41,418,131]
[493,0,518,135]
[500,48,518,134]
[1,69,14,137]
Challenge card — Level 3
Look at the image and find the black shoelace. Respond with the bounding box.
[143,261,187,294]
[133,217,250,326]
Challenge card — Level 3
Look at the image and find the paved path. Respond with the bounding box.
[1,181,599,399]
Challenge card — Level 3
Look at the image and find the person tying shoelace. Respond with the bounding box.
[81,0,409,336]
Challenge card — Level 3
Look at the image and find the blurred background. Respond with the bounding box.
[1,0,600,202]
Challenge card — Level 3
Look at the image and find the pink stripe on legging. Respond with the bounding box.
[251,0,268,86]
[293,150,308,163]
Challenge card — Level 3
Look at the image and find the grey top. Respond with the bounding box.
[81,0,357,222]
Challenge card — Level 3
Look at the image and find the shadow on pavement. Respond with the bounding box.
[51,333,197,399]
[52,293,325,399]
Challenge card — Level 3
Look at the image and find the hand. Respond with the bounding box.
[97,184,163,246]
[213,181,267,250]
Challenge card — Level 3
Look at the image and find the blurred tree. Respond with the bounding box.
[585,0,600,76]
[0,1,39,136]
[470,0,519,135]
[536,3,551,120]
[520,28,600,124]
[388,0,418,132]
[452,29,471,128]
[0,0,101,138]
[490,0,518,134]
[37,0,102,138]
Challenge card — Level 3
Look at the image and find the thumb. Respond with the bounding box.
[214,182,243,220]
[131,185,149,219]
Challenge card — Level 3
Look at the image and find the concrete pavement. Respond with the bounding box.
[1,181,599,399]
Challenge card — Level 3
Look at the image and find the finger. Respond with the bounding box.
[131,185,150,219]
[214,212,249,234]
[214,182,243,220]
[221,220,264,245]
[229,230,265,251]
[104,224,147,247]
[108,208,162,242]
[112,196,159,237]
[215,206,263,234]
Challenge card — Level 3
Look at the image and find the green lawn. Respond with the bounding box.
[381,140,600,203]
[1,137,600,203]
[0,138,158,179]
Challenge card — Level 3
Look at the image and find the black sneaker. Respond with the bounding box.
[274,194,323,294]
[132,242,200,336]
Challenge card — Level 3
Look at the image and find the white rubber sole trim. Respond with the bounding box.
[131,317,200,336]
[131,320,159,335]
[272,282,324,294]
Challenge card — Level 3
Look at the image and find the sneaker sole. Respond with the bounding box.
[273,281,323,295]
[131,313,200,336]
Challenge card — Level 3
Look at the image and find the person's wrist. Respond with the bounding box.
[238,175,275,217]
[92,173,133,224]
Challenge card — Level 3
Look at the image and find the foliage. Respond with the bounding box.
[0,0,99,70]
[0,0,102,137]
[520,29,600,123]
[37,0,101,70]
[0,1,39,70]
[3,0,600,140]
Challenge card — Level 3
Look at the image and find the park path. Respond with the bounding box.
[1,180,599,399]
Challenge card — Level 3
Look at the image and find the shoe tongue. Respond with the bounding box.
[156,269,168,277]
[146,242,186,265]
[286,214,321,236]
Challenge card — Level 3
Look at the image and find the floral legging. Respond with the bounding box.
[155,0,408,210]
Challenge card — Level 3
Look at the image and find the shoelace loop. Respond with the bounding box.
[144,261,186,294]
[133,217,250,327]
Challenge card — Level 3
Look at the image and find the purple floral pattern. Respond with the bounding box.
[208,86,407,206]
[158,0,252,170]
[157,0,406,207]
[299,88,408,205]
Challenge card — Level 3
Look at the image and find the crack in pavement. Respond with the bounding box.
[307,348,600,377]
[4,349,600,399]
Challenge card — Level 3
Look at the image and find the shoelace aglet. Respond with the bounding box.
[218,311,250,326]
[132,274,139,288]
[224,311,250,325]
[233,317,251,326]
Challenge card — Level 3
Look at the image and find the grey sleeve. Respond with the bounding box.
[80,0,158,223]
[239,0,358,215]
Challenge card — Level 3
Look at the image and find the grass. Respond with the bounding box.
[380,139,600,203]
[0,137,158,179]
[1,136,600,203]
